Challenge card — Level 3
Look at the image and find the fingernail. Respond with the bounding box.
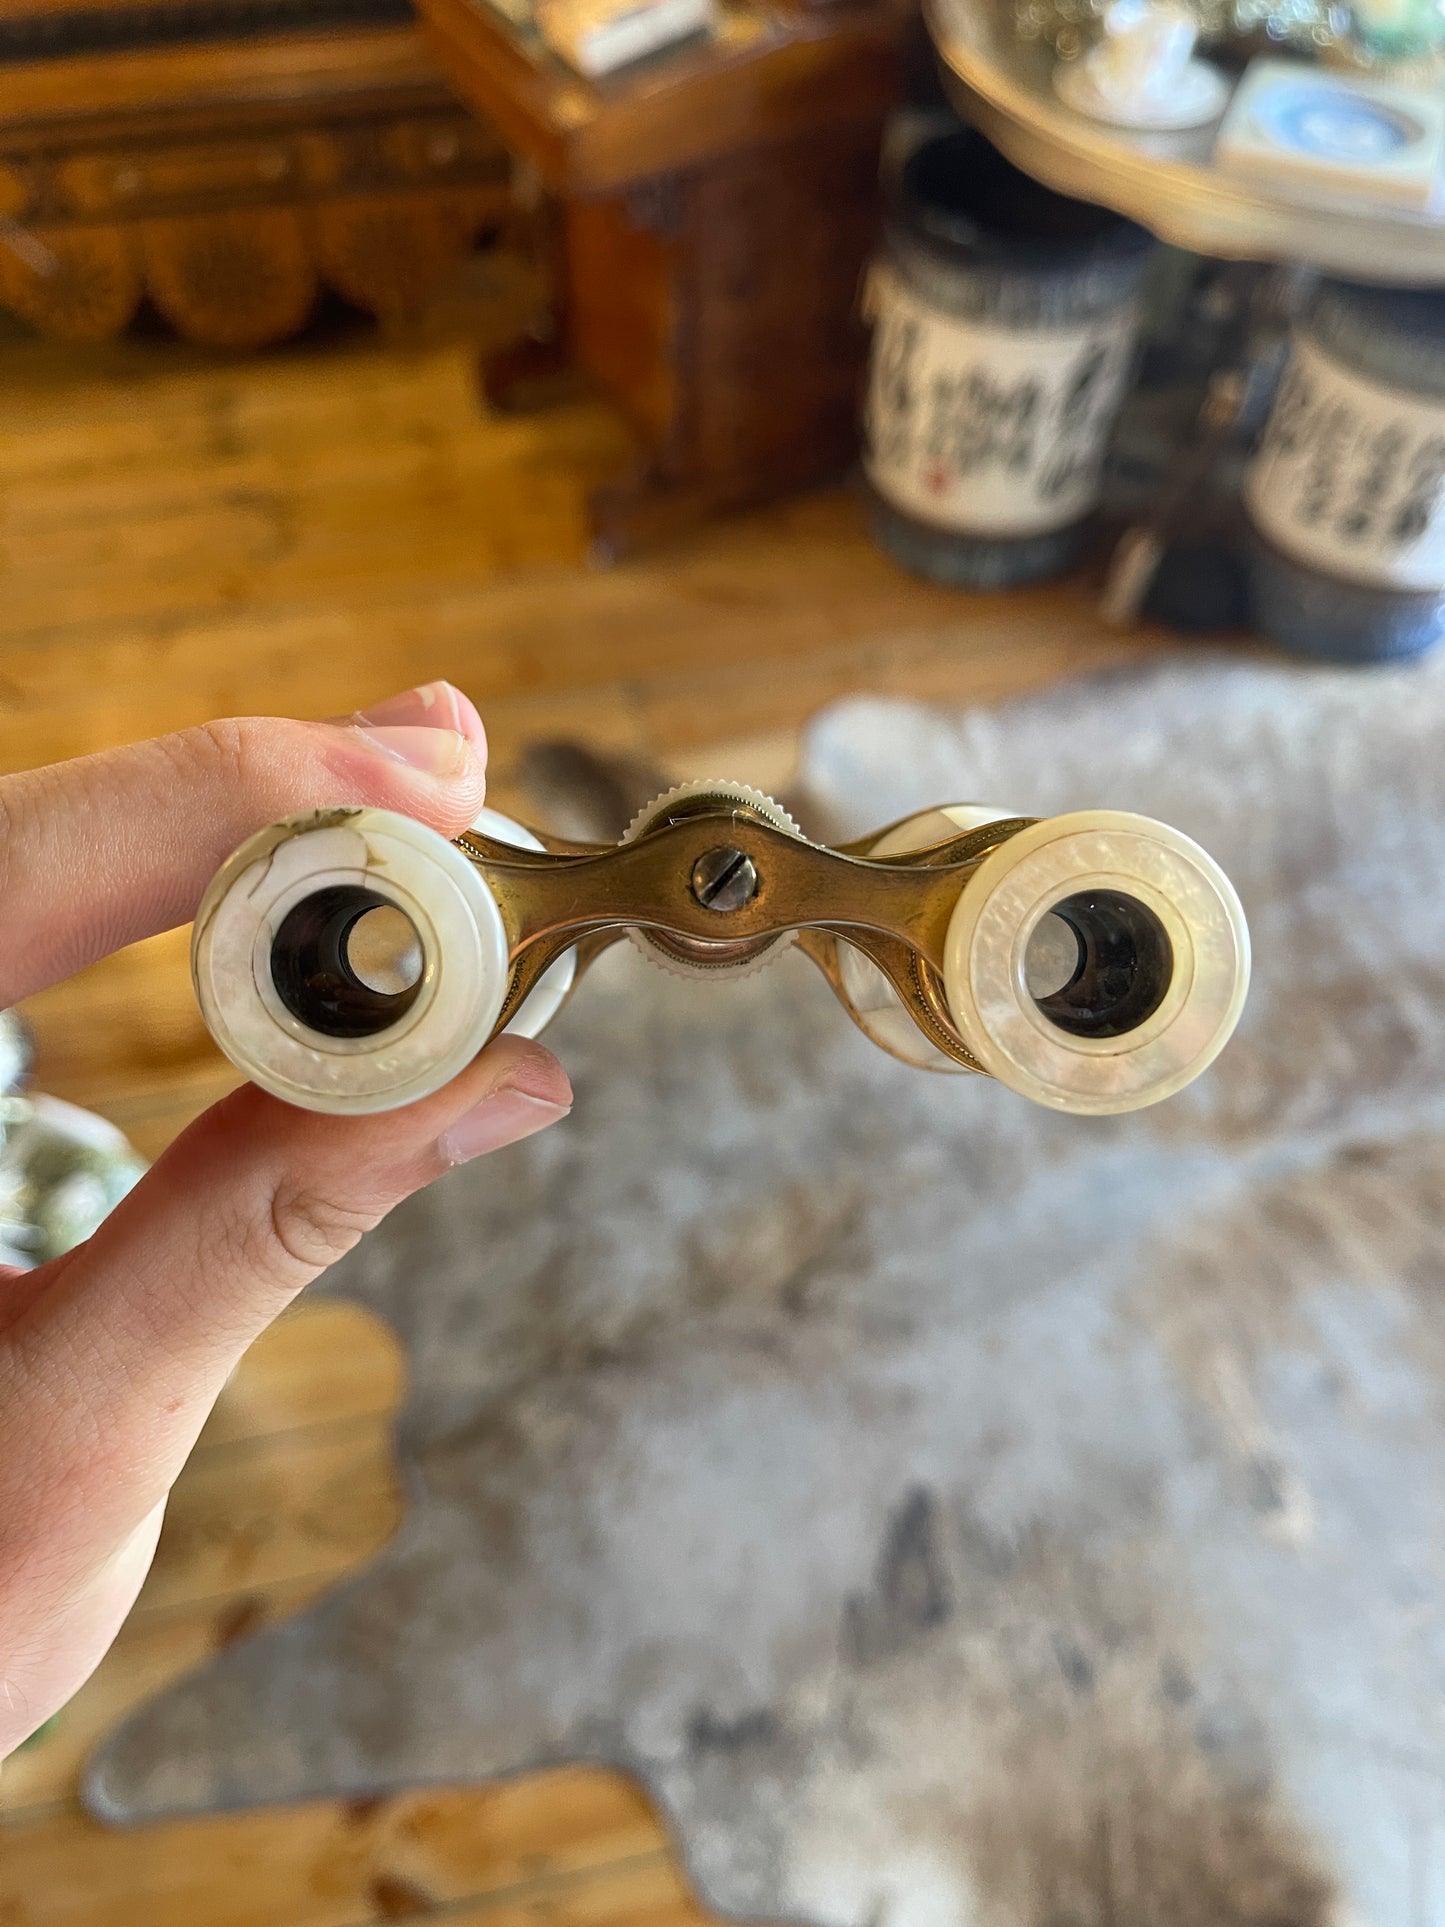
[442,1089,571,1165]
[352,724,470,777]
[354,682,459,729]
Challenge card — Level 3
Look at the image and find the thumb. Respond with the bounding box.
[1,1035,570,1552]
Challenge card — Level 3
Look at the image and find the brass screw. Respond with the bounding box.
[690,847,759,913]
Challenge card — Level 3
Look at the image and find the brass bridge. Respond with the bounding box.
[456,809,1033,1067]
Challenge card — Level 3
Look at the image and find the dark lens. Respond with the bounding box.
[1027,890,1172,1040]
[271,885,423,1039]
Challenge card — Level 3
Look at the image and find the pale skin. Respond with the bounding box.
[0,682,573,1758]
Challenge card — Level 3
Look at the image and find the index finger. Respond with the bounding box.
[0,693,487,1006]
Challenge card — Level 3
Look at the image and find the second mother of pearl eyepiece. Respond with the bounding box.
[939,810,1250,1115]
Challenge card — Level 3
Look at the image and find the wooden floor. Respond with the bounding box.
[0,289,1164,1925]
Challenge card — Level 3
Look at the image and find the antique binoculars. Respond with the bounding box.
[193,782,1250,1118]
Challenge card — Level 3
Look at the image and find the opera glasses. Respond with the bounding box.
[193,783,1249,1117]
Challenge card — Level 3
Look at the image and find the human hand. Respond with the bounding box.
[0,685,572,1757]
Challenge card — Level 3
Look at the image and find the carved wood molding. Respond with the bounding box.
[0,0,412,67]
[0,181,507,341]
[0,89,514,343]
[0,218,143,339]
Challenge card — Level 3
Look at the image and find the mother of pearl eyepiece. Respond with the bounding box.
[192,808,510,1115]
[941,810,1250,1114]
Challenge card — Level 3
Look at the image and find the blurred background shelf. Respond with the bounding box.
[926,0,1445,279]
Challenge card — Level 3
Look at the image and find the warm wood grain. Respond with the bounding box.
[0,27,446,138]
[434,1857,722,1927]
[564,191,678,452]
[0,304,1172,1926]
[195,1300,406,1450]
[0,333,628,643]
[1,1774,674,1924]
[416,0,906,554]
[138,1413,400,1614]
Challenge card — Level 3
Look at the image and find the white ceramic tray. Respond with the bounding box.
[926,0,1445,282]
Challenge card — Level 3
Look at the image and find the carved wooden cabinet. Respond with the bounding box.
[0,19,512,344]
[417,0,911,552]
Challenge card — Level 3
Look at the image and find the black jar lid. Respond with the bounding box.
[891,128,1153,275]
[1307,278,1445,402]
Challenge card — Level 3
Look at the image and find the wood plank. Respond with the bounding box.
[0,1771,670,1924]
[0,371,613,536]
[0,407,627,639]
[0,496,1136,764]
[195,1300,405,1452]
[137,1410,400,1615]
[434,1856,723,1926]
[0,27,449,137]
[629,612,1165,753]
[17,926,234,1160]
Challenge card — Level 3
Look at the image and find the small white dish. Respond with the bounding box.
[1053,50,1230,129]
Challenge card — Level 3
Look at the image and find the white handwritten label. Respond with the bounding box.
[1246,334,1445,593]
[862,264,1136,538]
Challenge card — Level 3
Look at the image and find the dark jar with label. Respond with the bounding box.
[862,128,1154,591]
[1246,280,1445,663]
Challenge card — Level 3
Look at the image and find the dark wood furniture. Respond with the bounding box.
[0,21,512,345]
[416,0,909,553]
